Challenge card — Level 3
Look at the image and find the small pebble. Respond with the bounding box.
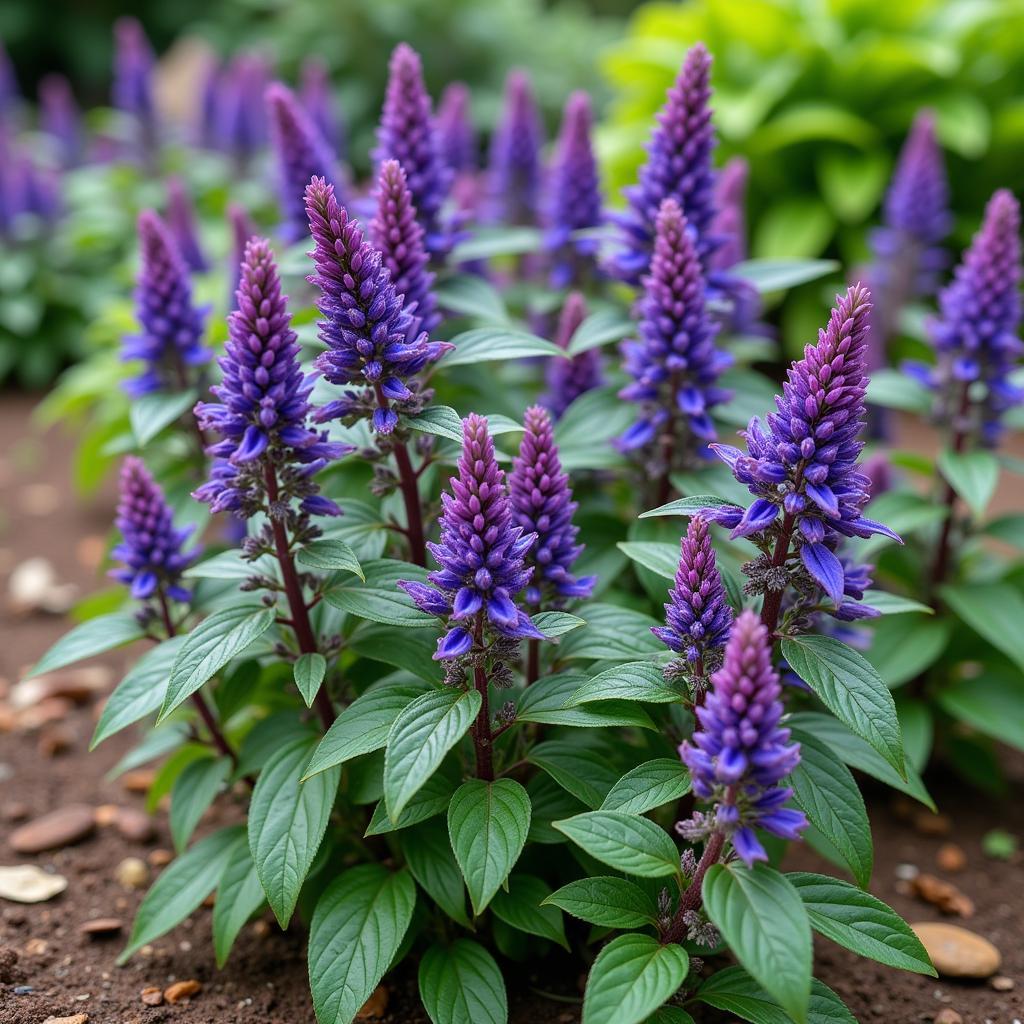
[0,864,69,903]
[911,873,974,917]
[43,1014,89,1024]
[9,805,96,853]
[140,986,163,1006]
[121,770,156,794]
[935,1011,962,1024]
[80,918,123,938]
[913,811,952,836]
[164,979,202,1004]
[991,975,1015,992]
[93,805,119,827]
[14,985,33,995]
[912,922,1001,978]
[936,843,967,873]
[895,862,919,881]
[148,849,172,868]
[355,984,389,1020]
[113,807,154,843]
[114,857,149,890]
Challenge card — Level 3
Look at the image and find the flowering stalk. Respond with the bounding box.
[112,17,157,161]
[437,82,476,176]
[486,70,543,227]
[226,202,255,306]
[39,73,81,168]
[211,52,270,169]
[542,291,604,419]
[300,57,345,159]
[166,176,208,273]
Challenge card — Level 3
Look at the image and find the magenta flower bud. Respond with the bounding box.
[166,176,208,273]
[486,69,543,227]
[679,610,805,867]
[437,82,476,175]
[542,291,604,419]
[300,57,345,159]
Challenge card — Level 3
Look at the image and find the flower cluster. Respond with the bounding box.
[486,70,543,227]
[111,456,200,604]
[708,157,748,274]
[509,405,595,607]
[399,414,542,659]
[542,292,604,419]
[202,52,270,164]
[300,57,345,158]
[907,189,1022,448]
[652,516,732,676]
[618,198,731,463]
[546,91,603,287]
[678,610,805,867]
[166,176,208,274]
[369,159,440,335]
[607,44,718,284]
[706,285,899,608]
[112,17,155,145]
[437,82,476,175]
[305,177,450,435]
[375,43,451,254]
[122,210,210,397]
[194,237,345,523]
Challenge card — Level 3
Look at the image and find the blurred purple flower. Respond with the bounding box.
[542,291,604,419]
[486,70,543,227]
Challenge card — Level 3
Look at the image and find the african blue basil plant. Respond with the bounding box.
[35,26,1024,1024]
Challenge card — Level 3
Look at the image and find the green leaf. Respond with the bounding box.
[567,662,684,707]
[212,841,265,968]
[119,826,243,962]
[781,635,905,778]
[696,966,856,1024]
[129,389,197,445]
[249,738,340,927]
[384,688,481,819]
[582,933,689,1024]
[542,876,658,929]
[936,667,1024,752]
[308,865,416,1024]
[443,327,563,367]
[434,273,509,323]
[170,755,231,853]
[940,582,1024,674]
[449,225,544,263]
[639,495,730,519]
[304,678,427,780]
[517,672,656,730]
[403,405,523,444]
[30,611,145,677]
[399,818,470,928]
[295,539,364,580]
[617,541,678,580]
[366,762,459,835]
[91,636,185,749]
[553,811,680,878]
[293,653,327,707]
[491,873,568,949]
[558,603,663,662]
[731,258,839,293]
[787,872,935,976]
[938,449,999,518]
[349,622,442,683]
[866,369,932,413]
[528,741,621,808]
[703,863,812,1024]
[981,512,1024,550]
[531,610,586,638]
[448,778,531,915]
[601,759,692,815]
[865,614,949,687]
[861,590,933,616]
[323,558,435,627]
[419,940,508,1024]
[787,731,872,888]
[183,549,279,582]
[644,1010,694,1024]
[567,309,634,356]
[160,606,275,721]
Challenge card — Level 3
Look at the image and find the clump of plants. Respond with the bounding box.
[26,21,1023,1024]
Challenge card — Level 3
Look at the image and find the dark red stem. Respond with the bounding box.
[662,830,726,944]
[526,638,540,686]
[759,512,796,637]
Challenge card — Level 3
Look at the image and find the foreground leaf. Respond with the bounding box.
[543,876,659,929]
[324,559,434,627]
[293,653,328,707]
[601,759,692,815]
[212,841,265,967]
[695,966,856,1024]
[553,811,680,877]
[399,818,470,927]
[567,662,683,706]
[938,449,999,519]
[639,495,730,520]
[582,933,688,1024]
[490,873,568,949]
[170,755,231,853]
[419,939,508,1024]
[443,326,563,366]
[940,582,1024,675]
[731,258,839,293]
[31,611,145,678]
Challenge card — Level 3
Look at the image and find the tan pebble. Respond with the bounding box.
[148,848,172,867]
[202,892,216,908]
[9,804,95,853]
[936,843,967,872]
[0,864,69,903]
[139,945,154,957]
[911,873,974,916]
[252,919,271,938]
[3,802,29,822]
[121,770,156,793]
[76,536,106,571]
[80,918,123,937]
[94,805,119,827]
[140,986,163,1006]
[912,922,1001,978]
[913,811,952,836]
[114,857,149,890]
[11,667,111,709]
[164,979,202,1004]
[990,975,1014,991]
[43,1014,89,1024]
[38,725,74,757]
[355,984,389,1020]
[24,937,48,955]
[934,1010,962,1024]
[114,807,154,843]
[18,696,74,731]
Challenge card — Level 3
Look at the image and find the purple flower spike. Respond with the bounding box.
[543,292,604,419]
[166,177,208,273]
[437,82,476,175]
[914,189,1023,448]
[678,610,805,867]
[653,516,732,673]
[301,57,346,159]
[608,43,717,284]
[122,211,210,397]
[546,91,603,287]
[194,237,347,519]
[227,202,255,305]
[39,74,81,168]
[375,43,452,255]
[399,413,543,659]
[370,159,440,335]
[111,457,200,604]
[215,52,270,165]
[304,176,450,435]
[266,82,342,243]
[486,70,543,227]
[617,198,732,462]
[510,405,596,608]
[709,157,748,273]
[112,17,157,155]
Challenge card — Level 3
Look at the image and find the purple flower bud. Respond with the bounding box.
[679,610,805,867]
[375,43,451,256]
[227,202,255,305]
[166,176,208,273]
[510,405,595,607]
[194,237,347,519]
[370,159,439,335]
[300,57,345,159]
[305,176,450,434]
[486,70,543,227]
[924,189,1022,448]
[399,413,543,659]
[652,516,732,669]
[545,91,603,288]
[213,52,270,165]
[111,456,200,604]
[39,74,81,168]
[437,82,476,175]
[122,210,210,396]
[266,81,342,243]
[112,18,157,156]
[542,291,604,419]
[608,44,718,284]
[617,198,732,461]
[708,157,748,273]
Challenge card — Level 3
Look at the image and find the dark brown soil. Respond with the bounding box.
[1,394,1022,1024]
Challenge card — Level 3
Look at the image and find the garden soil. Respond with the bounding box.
[1,394,1021,1024]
